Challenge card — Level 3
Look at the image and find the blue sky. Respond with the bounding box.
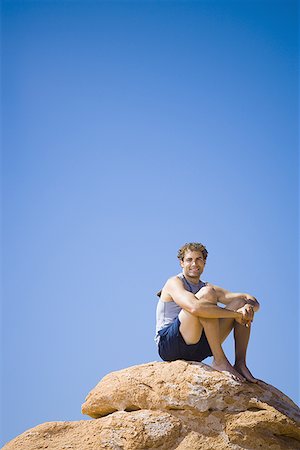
[1,0,299,446]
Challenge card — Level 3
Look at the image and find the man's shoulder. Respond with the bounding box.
[166,274,184,285]
[157,275,184,299]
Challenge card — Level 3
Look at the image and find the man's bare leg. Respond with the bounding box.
[218,298,258,383]
[193,287,245,380]
[179,287,245,381]
[194,290,257,382]
[199,317,245,381]
[233,322,258,383]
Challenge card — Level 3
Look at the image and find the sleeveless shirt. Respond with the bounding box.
[154,273,206,344]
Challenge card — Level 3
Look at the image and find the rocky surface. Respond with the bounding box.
[2,411,182,450]
[3,360,300,449]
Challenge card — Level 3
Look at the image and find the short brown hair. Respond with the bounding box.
[177,242,208,261]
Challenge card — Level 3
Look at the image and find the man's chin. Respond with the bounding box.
[186,273,201,280]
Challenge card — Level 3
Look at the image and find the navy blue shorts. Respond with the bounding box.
[158,317,213,362]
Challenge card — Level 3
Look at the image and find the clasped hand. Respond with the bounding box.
[236,304,254,327]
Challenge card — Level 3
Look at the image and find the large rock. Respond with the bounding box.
[81,360,300,449]
[3,361,300,449]
[2,410,182,450]
[81,360,300,423]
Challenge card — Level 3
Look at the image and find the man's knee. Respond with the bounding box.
[195,285,218,304]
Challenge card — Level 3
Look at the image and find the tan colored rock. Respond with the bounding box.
[80,360,300,449]
[174,430,233,449]
[82,360,300,423]
[3,361,300,450]
[2,410,182,450]
[225,405,300,449]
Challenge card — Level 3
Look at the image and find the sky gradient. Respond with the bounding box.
[1,0,299,446]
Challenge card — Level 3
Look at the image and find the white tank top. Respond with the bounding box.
[154,272,206,344]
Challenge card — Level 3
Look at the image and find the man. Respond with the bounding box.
[155,242,260,382]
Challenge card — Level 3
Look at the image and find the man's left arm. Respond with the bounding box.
[209,284,260,312]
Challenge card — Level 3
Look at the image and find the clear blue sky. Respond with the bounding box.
[1,0,298,446]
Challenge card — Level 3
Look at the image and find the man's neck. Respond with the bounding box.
[183,273,201,284]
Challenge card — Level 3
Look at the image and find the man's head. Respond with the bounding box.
[177,242,208,262]
[177,242,208,282]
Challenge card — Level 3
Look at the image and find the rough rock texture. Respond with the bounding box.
[3,361,300,449]
[82,360,300,422]
[2,411,181,450]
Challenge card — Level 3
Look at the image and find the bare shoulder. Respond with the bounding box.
[167,274,184,284]
[161,275,184,301]
[165,275,186,291]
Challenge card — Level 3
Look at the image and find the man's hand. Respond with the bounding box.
[236,304,254,327]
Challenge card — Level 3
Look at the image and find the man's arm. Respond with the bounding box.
[210,284,260,312]
[164,277,244,321]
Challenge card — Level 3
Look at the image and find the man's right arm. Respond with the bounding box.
[165,277,243,321]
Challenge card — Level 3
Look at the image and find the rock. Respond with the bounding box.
[2,410,182,450]
[81,360,300,449]
[3,361,300,449]
[174,430,233,449]
[81,360,300,423]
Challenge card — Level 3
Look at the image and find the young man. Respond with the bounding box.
[155,242,260,382]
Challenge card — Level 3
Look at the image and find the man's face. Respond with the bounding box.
[180,250,205,280]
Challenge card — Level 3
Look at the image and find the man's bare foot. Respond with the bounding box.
[212,360,245,382]
[234,363,258,383]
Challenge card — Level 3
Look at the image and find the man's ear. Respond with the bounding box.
[180,259,184,268]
